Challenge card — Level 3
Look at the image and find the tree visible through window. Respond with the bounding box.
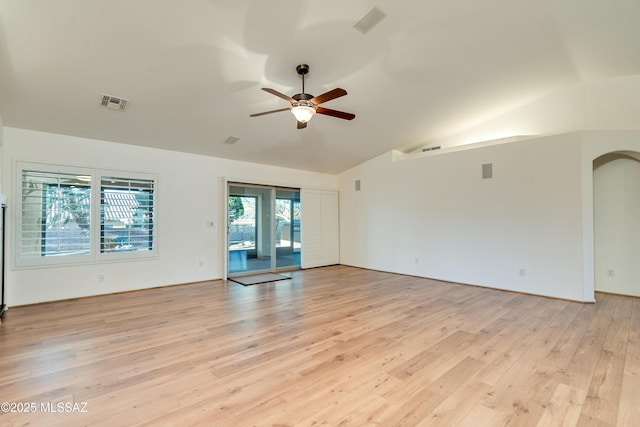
[20,170,92,258]
[18,164,157,265]
[228,196,245,223]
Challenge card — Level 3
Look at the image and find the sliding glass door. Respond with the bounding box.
[275,189,301,269]
[227,183,301,276]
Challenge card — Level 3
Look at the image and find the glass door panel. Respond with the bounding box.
[275,189,301,270]
[228,185,273,275]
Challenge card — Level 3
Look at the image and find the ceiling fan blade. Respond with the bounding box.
[316,107,355,120]
[310,88,347,105]
[262,88,296,103]
[297,121,308,129]
[250,107,290,117]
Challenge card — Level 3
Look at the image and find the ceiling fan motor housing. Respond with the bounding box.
[293,93,314,101]
[296,64,310,75]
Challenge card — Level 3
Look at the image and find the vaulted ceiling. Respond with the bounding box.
[1,1,639,173]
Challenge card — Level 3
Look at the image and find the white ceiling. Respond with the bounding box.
[0,0,639,174]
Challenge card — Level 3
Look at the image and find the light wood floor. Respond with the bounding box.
[1,265,639,427]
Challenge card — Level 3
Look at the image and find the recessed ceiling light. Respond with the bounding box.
[354,7,386,35]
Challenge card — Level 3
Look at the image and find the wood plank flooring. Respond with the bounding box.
[0,265,639,426]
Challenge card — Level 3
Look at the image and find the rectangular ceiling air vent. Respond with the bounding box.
[422,145,441,152]
[354,7,386,35]
[223,136,240,145]
[100,94,129,111]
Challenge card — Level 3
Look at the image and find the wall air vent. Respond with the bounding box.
[354,7,386,34]
[422,145,441,152]
[100,94,129,111]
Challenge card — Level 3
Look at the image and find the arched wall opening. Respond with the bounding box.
[593,151,640,297]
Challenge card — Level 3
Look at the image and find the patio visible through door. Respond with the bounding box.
[227,183,301,276]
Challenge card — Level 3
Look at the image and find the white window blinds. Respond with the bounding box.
[100,176,155,253]
[20,170,92,258]
[17,162,157,267]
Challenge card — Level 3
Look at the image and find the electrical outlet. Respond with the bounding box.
[98,274,105,283]
[198,259,204,268]
[607,269,615,278]
[519,268,526,277]
[414,257,419,264]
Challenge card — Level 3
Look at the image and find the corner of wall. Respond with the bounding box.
[580,130,640,302]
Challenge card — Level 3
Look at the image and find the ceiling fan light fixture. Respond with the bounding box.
[250,64,354,128]
[291,104,316,123]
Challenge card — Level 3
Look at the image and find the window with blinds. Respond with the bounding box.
[17,162,157,267]
[20,170,92,258]
[100,176,155,253]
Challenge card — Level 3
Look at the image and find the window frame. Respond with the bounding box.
[98,172,157,262]
[15,162,158,268]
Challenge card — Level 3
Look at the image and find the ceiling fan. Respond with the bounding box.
[250,64,355,129]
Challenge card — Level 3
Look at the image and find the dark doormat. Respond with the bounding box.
[230,273,291,286]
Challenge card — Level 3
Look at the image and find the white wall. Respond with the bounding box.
[0,116,4,191]
[2,127,337,306]
[5,127,640,306]
[580,131,640,301]
[593,154,640,296]
[339,131,640,302]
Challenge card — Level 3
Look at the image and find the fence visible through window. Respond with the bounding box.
[100,177,155,253]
